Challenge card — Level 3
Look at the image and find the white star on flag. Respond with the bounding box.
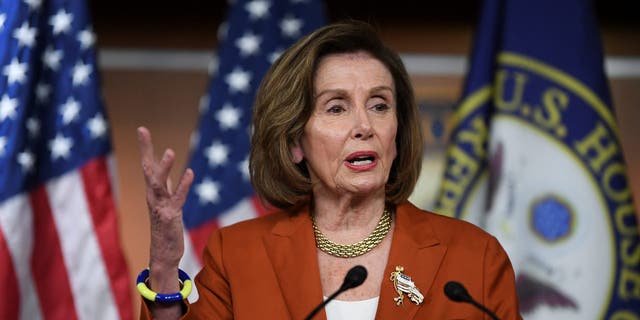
[24,0,43,10]
[217,21,229,41]
[36,83,51,103]
[0,14,5,30]
[225,68,252,93]
[17,151,35,172]
[199,95,210,114]
[87,114,108,138]
[204,141,230,167]
[3,58,28,84]
[245,0,270,20]
[0,94,18,121]
[208,57,219,75]
[49,133,73,160]
[238,156,250,181]
[236,33,262,56]
[60,97,81,124]
[189,131,200,149]
[0,136,6,157]
[77,28,96,49]
[49,9,73,35]
[43,47,63,70]
[72,61,92,85]
[13,22,37,47]
[216,103,242,130]
[195,178,221,204]
[269,48,284,63]
[26,117,40,137]
[280,16,303,37]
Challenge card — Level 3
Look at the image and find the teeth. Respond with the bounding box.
[351,159,373,165]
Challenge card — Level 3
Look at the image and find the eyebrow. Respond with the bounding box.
[314,86,395,99]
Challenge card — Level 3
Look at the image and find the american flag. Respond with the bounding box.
[0,1,133,319]
[179,0,325,300]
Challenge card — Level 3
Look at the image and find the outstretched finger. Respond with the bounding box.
[166,176,173,193]
[137,126,156,162]
[156,148,177,187]
[137,127,162,184]
[173,168,195,207]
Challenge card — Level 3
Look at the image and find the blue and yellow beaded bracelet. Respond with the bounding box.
[136,268,192,303]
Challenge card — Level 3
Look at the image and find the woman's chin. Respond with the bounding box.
[337,182,386,197]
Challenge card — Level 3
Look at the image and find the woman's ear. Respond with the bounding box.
[290,142,304,163]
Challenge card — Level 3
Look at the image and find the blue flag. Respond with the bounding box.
[0,0,132,318]
[178,0,325,299]
[436,0,640,318]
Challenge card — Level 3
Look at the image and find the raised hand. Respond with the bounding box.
[137,126,194,299]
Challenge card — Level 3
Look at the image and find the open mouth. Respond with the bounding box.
[347,155,375,166]
[345,152,378,167]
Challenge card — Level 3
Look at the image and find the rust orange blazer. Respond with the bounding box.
[141,201,522,319]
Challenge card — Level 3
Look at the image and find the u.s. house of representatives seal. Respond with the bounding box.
[437,52,639,320]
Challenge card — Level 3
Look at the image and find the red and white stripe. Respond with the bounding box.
[0,157,132,319]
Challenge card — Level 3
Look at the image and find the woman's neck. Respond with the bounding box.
[311,195,387,236]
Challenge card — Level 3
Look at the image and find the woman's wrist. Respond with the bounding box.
[148,264,180,293]
[137,268,192,303]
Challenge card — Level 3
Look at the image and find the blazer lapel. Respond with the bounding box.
[262,208,325,320]
[376,202,447,320]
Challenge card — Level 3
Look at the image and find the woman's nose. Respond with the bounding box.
[352,107,373,139]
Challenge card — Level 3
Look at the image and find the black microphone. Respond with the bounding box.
[444,281,500,320]
[304,265,368,320]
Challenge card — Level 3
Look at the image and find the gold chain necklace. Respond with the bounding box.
[312,209,392,258]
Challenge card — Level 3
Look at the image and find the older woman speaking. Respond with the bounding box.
[137,21,522,319]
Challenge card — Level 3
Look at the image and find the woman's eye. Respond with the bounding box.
[327,105,345,113]
[372,103,390,112]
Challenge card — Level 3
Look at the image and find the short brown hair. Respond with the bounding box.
[250,21,423,210]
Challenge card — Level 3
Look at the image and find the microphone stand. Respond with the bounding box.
[304,286,348,320]
[304,265,368,320]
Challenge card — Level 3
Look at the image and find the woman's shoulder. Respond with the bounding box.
[213,206,310,242]
[218,209,294,234]
[397,201,496,245]
[203,207,311,260]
